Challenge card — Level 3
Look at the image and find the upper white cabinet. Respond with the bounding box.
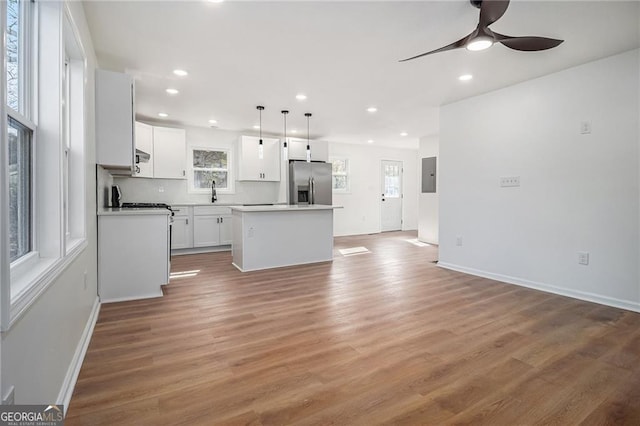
[237,136,280,181]
[287,138,328,162]
[135,122,154,178]
[153,126,187,179]
[96,70,135,174]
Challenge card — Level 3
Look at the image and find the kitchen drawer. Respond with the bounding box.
[194,206,232,216]
[171,206,192,217]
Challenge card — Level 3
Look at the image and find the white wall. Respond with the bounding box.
[439,49,640,311]
[1,1,100,405]
[418,134,439,244]
[329,142,418,236]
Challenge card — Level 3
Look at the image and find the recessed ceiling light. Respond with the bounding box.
[253,125,260,129]
[208,119,217,125]
[459,74,473,81]
[367,139,374,144]
[400,132,408,137]
[296,93,307,101]
[367,107,378,113]
[207,0,224,3]
[291,129,298,134]
[173,69,188,77]
[166,88,179,95]
[158,112,168,118]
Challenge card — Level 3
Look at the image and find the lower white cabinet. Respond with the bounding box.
[220,215,233,245]
[171,205,233,251]
[98,212,169,302]
[193,215,221,247]
[171,207,193,249]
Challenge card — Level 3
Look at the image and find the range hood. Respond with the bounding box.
[135,149,150,163]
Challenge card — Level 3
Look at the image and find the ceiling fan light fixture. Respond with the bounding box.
[466,36,494,51]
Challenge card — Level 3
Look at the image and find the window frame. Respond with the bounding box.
[1,1,89,331]
[7,0,37,270]
[330,157,350,193]
[187,145,234,194]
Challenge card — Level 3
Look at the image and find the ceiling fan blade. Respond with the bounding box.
[399,33,471,62]
[479,0,510,27]
[494,32,564,51]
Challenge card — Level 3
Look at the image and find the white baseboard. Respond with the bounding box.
[437,262,640,313]
[99,291,163,304]
[57,296,101,414]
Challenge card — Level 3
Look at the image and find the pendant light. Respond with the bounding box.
[281,110,289,161]
[256,105,264,159]
[305,112,312,163]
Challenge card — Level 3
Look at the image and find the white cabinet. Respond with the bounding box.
[171,206,193,249]
[237,136,280,181]
[193,216,221,247]
[98,213,169,302]
[96,70,135,174]
[193,206,233,247]
[135,122,154,178]
[287,138,328,162]
[153,126,187,179]
[220,215,233,245]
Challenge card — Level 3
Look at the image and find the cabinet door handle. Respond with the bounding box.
[220,217,223,223]
[185,218,188,225]
[217,217,220,224]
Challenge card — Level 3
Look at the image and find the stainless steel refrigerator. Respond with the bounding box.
[289,161,332,205]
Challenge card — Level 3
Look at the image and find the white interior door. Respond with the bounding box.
[381,160,403,232]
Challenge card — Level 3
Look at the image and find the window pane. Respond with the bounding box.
[6,0,21,112]
[332,159,346,174]
[384,164,400,197]
[8,117,32,262]
[332,175,347,191]
[194,170,227,190]
[193,149,227,169]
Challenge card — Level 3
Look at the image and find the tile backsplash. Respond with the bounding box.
[113,176,284,205]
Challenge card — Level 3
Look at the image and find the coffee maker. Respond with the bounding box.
[111,185,122,207]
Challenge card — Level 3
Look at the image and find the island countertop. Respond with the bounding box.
[230,204,342,213]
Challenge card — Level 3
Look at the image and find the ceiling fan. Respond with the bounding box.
[399,0,564,62]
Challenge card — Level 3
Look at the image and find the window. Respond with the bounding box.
[62,12,86,249]
[331,157,349,192]
[189,147,232,193]
[2,1,89,329]
[8,117,31,262]
[383,162,401,197]
[6,0,35,265]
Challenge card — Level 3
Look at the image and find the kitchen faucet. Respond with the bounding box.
[211,180,217,203]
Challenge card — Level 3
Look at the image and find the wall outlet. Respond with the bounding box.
[456,236,463,246]
[578,252,590,265]
[158,186,165,193]
[500,176,520,187]
[3,386,15,405]
[580,121,592,134]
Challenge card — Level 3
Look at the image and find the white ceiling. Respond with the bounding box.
[83,1,640,150]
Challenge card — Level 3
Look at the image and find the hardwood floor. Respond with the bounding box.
[66,231,640,425]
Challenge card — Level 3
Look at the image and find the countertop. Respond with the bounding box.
[231,204,342,213]
[98,207,172,216]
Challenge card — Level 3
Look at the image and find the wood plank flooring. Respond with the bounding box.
[65,231,640,425]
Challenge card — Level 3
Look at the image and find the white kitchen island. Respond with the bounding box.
[231,205,340,272]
